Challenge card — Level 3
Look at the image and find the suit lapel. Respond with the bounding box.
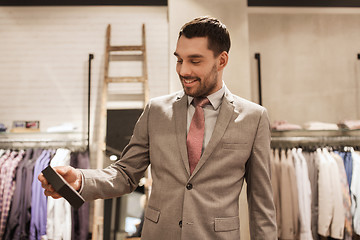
[190,88,235,178]
[174,92,191,175]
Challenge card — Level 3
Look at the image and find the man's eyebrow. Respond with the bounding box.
[188,54,204,58]
[173,52,204,59]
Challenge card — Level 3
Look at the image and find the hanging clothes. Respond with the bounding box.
[280,149,299,240]
[323,148,345,239]
[46,148,72,240]
[0,146,90,240]
[270,148,301,240]
[317,148,345,239]
[30,150,52,240]
[4,148,43,240]
[70,151,90,240]
[0,150,11,170]
[351,151,360,235]
[302,150,319,240]
[292,148,313,240]
[271,146,360,240]
[339,151,353,192]
[331,151,352,240]
[0,149,5,158]
[270,149,281,238]
[0,150,25,239]
[3,148,33,239]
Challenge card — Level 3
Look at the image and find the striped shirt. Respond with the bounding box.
[0,150,25,239]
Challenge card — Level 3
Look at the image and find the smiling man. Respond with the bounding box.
[39,16,277,240]
[174,35,224,97]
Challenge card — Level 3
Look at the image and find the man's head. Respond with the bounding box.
[179,16,230,57]
[174,16,230,97]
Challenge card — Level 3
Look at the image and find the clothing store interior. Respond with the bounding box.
[0,0,360,239]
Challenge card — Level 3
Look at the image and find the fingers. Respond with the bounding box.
[38,165,82,198]
[38,172,57,197]
[38,172,52,191]
[44,189,62,199]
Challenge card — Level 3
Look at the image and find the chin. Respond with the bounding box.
[184,89,194,97]
[182,86,194,95]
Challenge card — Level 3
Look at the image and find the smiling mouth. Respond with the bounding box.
[184,79,196,84]
[181,76,200,84]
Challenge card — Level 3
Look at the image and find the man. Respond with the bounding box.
[39,16,277,239]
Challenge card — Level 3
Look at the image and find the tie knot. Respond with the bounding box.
[194,97,210,108]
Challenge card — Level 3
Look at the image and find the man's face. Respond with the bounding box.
[174,36,223,97]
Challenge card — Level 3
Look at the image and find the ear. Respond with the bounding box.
[217,51,228,71]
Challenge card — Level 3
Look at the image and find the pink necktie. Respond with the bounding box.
[187,97,210,175]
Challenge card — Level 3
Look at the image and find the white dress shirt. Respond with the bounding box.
[323,148,344,239]
[187,83,225,153]
[46,148,72,240]
[317,148,345,239]
[292,148,313,240]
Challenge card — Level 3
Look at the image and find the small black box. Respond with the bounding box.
[42,166,85,209]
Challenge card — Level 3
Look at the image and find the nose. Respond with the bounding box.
[177,62,191,77]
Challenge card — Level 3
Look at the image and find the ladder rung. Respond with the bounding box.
[110,54,143,62]
[106,76,145,83]
[108,93,145,102]
[108,46,144,52]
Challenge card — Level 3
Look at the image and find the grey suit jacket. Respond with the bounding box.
[80,87,277,240]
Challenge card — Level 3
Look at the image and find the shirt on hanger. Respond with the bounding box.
[46,148,72,240]
[351,151,360,235]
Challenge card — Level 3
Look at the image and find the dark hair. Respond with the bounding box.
[179,16,231,56]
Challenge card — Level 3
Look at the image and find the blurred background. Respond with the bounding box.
[0,0,359,239]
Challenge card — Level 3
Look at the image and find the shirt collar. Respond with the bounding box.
[187,82,225,110]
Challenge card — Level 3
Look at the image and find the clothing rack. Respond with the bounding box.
[271,135,360,149]
[254,53,262,106]
[0,134,88,150]
[87,53,94,153]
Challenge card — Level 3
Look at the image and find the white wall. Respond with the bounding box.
[248,8,360,125]
[0,6,169,139]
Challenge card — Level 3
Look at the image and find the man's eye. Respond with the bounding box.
[177,60,183,63]
[191,60,200,64]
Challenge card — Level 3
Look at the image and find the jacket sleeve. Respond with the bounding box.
[80,101,151,201]
[245,107,278,239]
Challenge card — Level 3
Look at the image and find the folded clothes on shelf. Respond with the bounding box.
[338,120,360,130]
[0,123,6,132]
[271,120,302,131]
[46,123,77,133]
[303,121,339,131]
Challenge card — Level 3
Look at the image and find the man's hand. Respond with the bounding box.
[38,165,82,199]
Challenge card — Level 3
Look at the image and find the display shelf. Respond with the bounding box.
[0,131,87,148]
[271,129,360,148]
[271,128,360,137]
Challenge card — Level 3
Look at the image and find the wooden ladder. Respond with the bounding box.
[92,23,149,240]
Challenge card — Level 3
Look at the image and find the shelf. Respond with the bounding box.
[271,129,360,137]
[0,131,87,148]
[247,7,360,14]
[271,129,360,147]
[0,131,83,135]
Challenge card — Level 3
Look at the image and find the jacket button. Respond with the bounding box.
[179,220,182,228]
[186,183,193,190]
